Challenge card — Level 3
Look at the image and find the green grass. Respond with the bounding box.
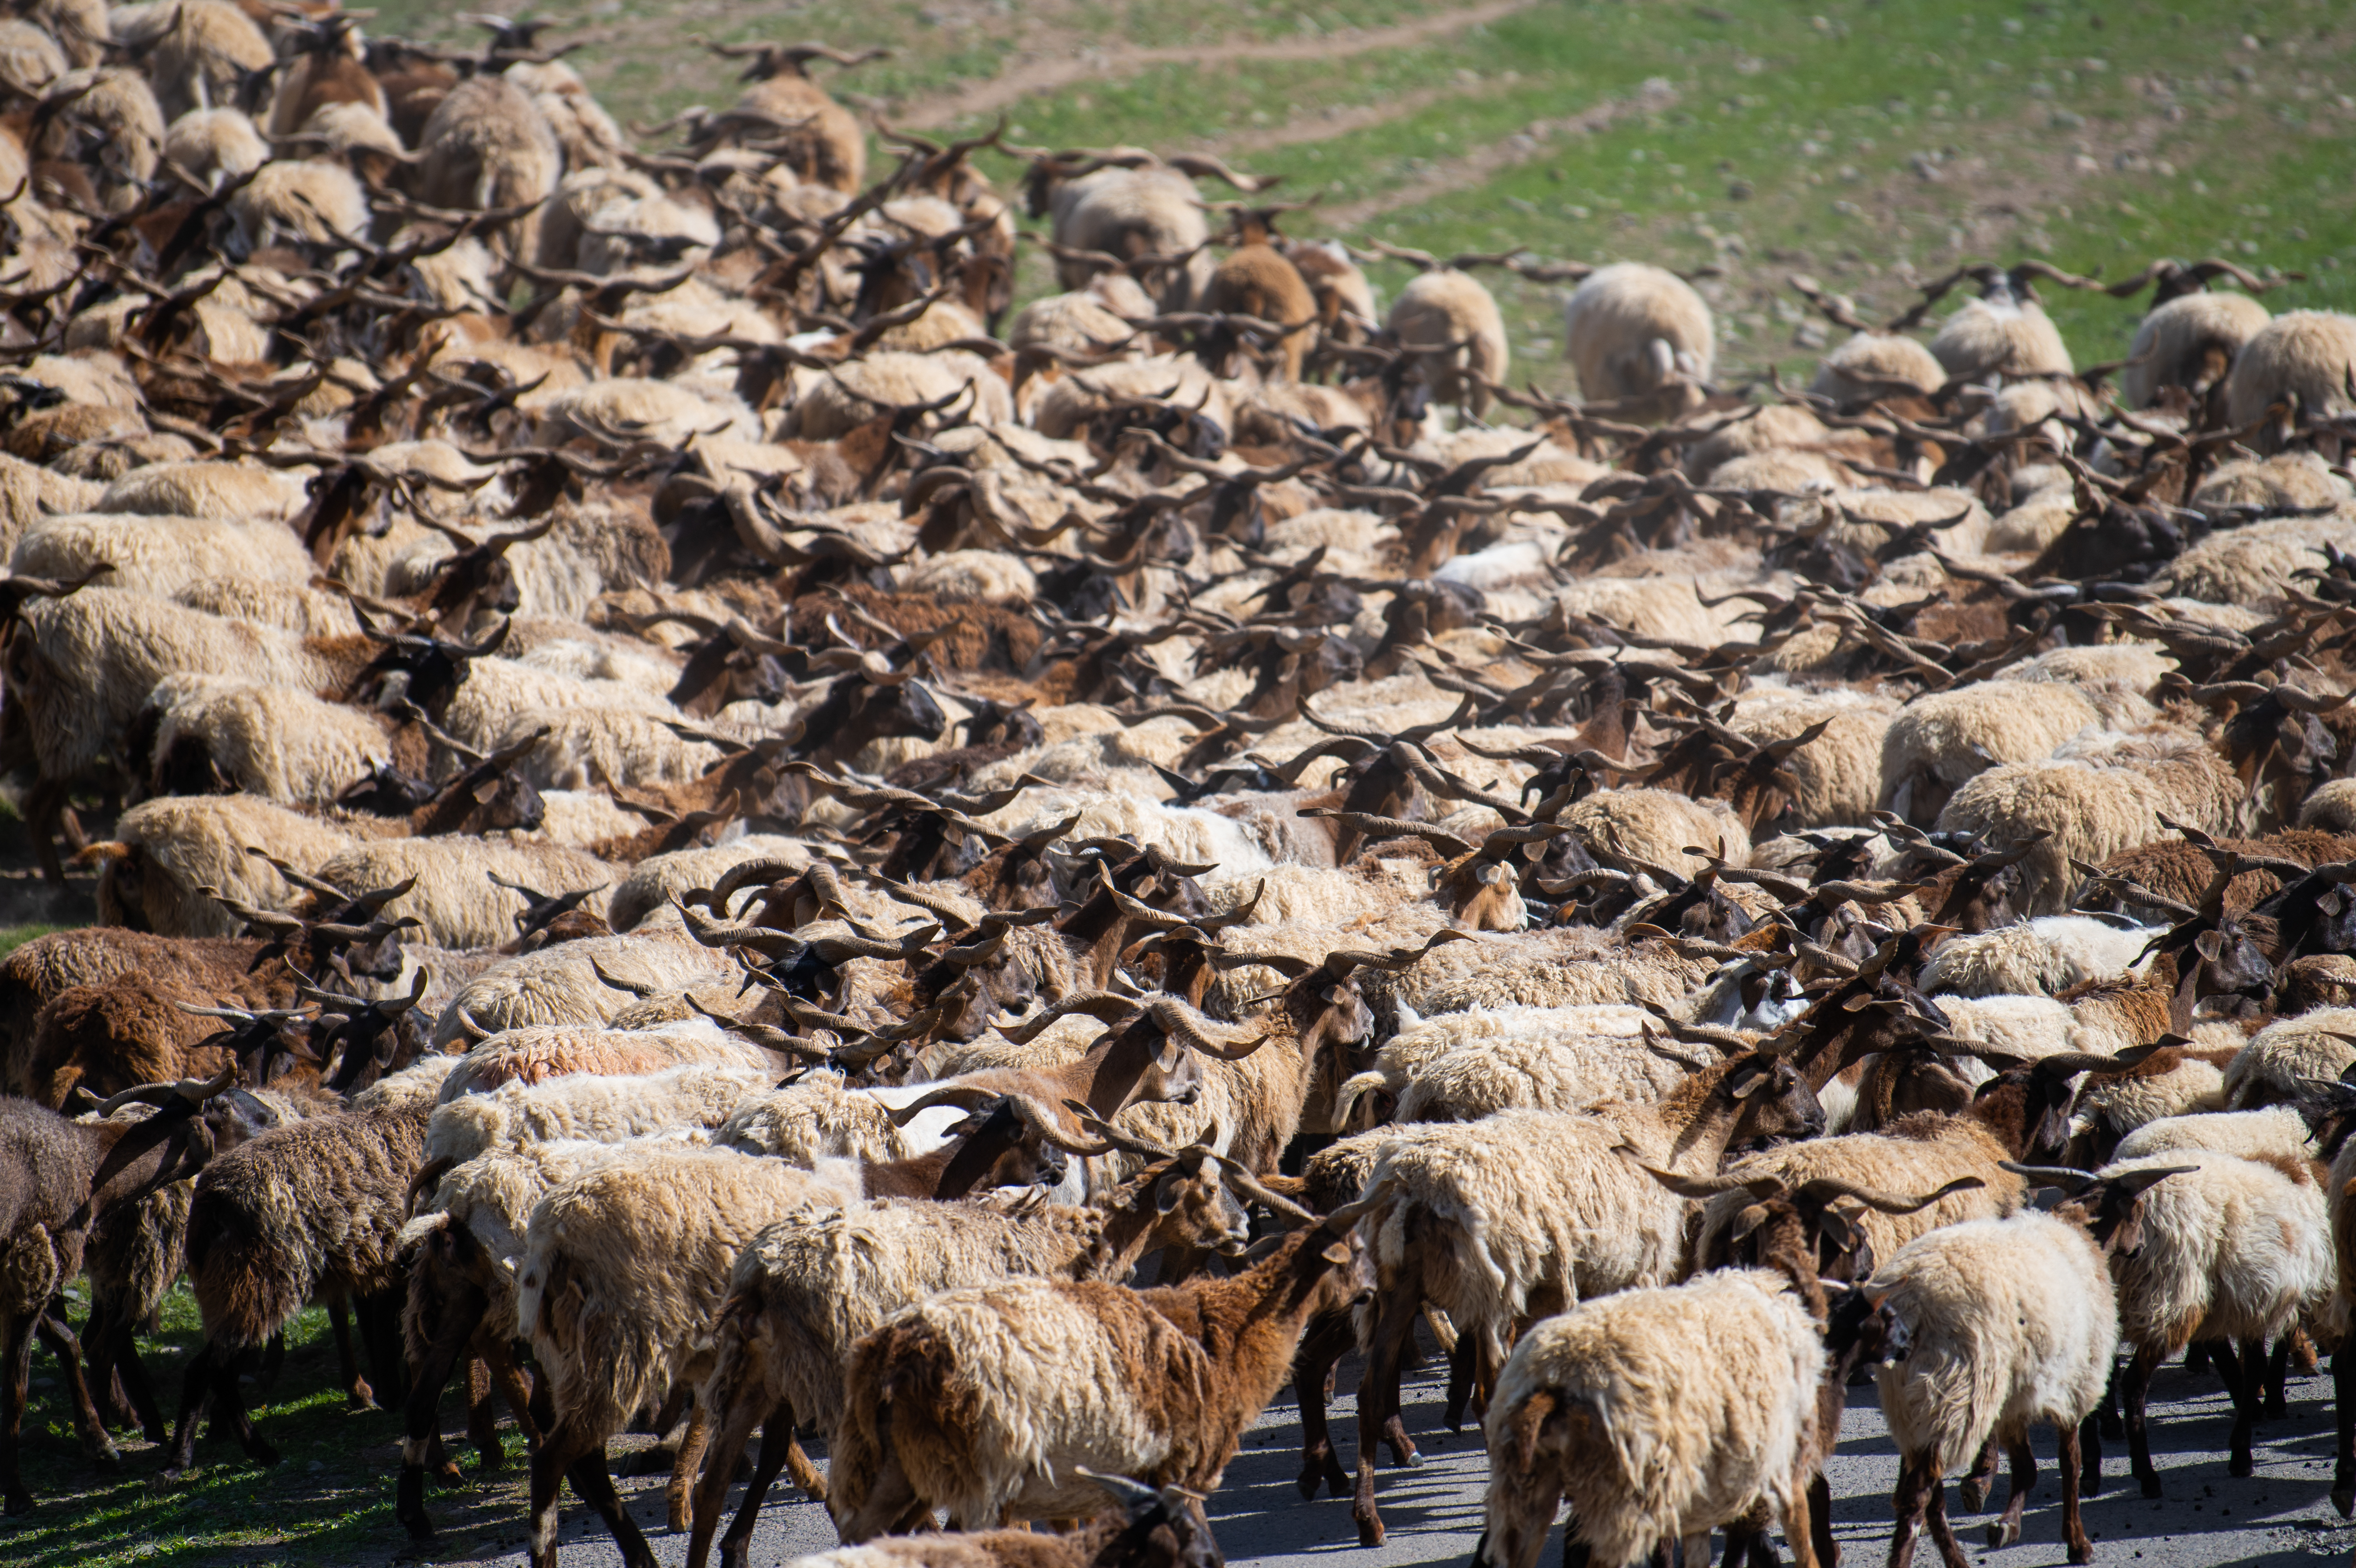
[363,0,2356,398]
[0,923,62,958]
[2,1286,536,1567]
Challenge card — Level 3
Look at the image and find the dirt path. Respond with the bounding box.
[1322,79,1677,229]
[899,0,1544,129]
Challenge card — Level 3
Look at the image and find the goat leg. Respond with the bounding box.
[199,1345,276,1465]
[23,778,64,889]
[1352,1288,1422,1548]
[465,1357,503,1473]
[1808,1471,1836,1568]
[2229,1336,2264,1478]
[2125,1343,2164,1498]
[1783,1466,1819,1568]
[2264,1334,2293,1421]
[2058,1420,2091,1564]
[1985,1437,2034,1548]
[360,1287,409,1406]
[1921,1465,1969,1568]
[327,1299,374,1410]
[161,1339,222,1478]
[689,1392,775,1568]
[2078,1406,2103,1497]
[1444,1331,1479,1431]
[1953,1437,1996,1511]
[33,1307,117,1468]
[668,1398,710,1533]
[396,1278,488,1541]
[1292,1310,1353,1499]
[1887,1452,1931,1568]
[3,1314,35,1514]
[2336,1340,2356,1518]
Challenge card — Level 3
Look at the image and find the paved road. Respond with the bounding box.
[458,1339,2356,1568]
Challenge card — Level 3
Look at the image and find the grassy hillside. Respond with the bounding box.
[370,0,2356,397]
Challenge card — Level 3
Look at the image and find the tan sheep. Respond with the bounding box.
[1810,330,1946,403]
[1390,269,1507,419]
[2121,290,2272,409]
[1563,263,1713,408]
[2224,309,2356,431]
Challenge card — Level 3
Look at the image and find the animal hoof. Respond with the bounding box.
[1956,1481,1986,1511]
[2229,1454,2254,1478]
[1357,1524,1386,1550]
[1296,1473,1322,1500]
[2068,1542,2092,1565]
[4,1491,31,1516]
[2333,1485,2354,1519]
[250,1440,281,1467]
[2264,1400,2288,1420]
[1985,1521,2018,1549]
[2140,1476,2163,1500]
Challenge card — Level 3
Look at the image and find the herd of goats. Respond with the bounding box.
[6,6,2356,1568]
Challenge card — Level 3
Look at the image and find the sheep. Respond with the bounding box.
[2098,1150,2335,1493]
[1730,686,1897,830]
[1695,1118,2029,1286]
[418,1062,770,1175]
[143,677,390,808]
[1920,917,2157,998]
[38,67,164,209]
[714,41,882,192]
[2224,308,2356,431]
[2162,512,2356,608]
[1870,1167,2188,1567]
[0,1067,229,1511]
[518,1107,1091,1566]
[1930,292,2073,379]
[160,1055,459,1476]
[309,837,615,951]
[227,157,373,254]
[827,1201,1375,1539]
[687,1129,1253,1565]
[1934,729,2243,916]
[1555,788,1753,876]
[2112,1105,2316,1164]
[161,106,269,189]
[2063,1043,2238,1165]
[1390,268,1507,418]
[12,512,313,597]
[1810,329,1947,403]
[90,795,363,938]
[436,1019,774,1101]
[2120,289,2272,409]
[2222,1008,2356,1110]
[1876,680,2110,828]
[1035,159,1217,309]
[1345,1051,1824,1545]
[1563,263,1714,409]
[713,1070,917,1166]
[773,1473,1220,1568]
[1472,1265,1830,1568]
[1371,928,1714,1020]
[415,74,562,263]
[141,0,274,122]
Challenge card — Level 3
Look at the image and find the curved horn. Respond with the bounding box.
[1789,1173,1984,1214]
[887,1083,1002,1124]
[996,993,1143,1043]
[1623,1151,1788,1200]
[1003,1094,1118,1156]
[96,1061,237,1117]
[1145,997,1272,1061]
[1207,1149,1321,1226]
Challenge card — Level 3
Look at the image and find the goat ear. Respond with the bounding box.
[1320,1239,1352,1266]
[1154,1171,1182,1214]
[2194,929,2226,964]
[1727,1061,1769,1099]
[1729,1202,1770,1241]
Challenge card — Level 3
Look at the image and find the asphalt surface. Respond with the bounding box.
[459,1335,2356,1568]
